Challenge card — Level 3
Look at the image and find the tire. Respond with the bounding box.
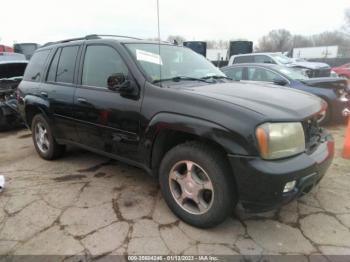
[31,114,65,160]
[159,141,237,228]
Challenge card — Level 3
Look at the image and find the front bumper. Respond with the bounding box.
[0,100,22,129]
[228,132,334,212]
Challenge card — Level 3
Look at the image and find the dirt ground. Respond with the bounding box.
[0,124,349,260]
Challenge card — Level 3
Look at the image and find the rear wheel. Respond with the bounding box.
[32,114,65,160]
[159,142,236,228]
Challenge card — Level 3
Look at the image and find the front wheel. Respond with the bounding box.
[159,142,237,228]
[32,114,65,160]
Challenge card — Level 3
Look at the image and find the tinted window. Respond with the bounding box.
[56,46,79,84]
[233,56,254,63]
[224,67,244,81]
[46,49,61,82]
[254,55,275,64]
[23,50,50,82]
[82,45,128,88]
[247,67,281,82]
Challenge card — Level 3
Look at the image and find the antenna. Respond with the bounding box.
[156,0,162,83]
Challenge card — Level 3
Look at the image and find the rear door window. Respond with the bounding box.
[56,46,79,84]
[23,50,51,82]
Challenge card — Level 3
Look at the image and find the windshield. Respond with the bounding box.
[270,54,292,65]
[125,43,225,82]
[276,66,309,80]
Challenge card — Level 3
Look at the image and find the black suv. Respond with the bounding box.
[18,35,334,228]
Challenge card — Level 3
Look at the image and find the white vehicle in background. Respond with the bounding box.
[228,52,331,78]
[292,46,338,59]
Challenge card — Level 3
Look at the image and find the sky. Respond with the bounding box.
[1,0,349,46]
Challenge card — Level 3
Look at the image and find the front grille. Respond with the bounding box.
[303,118,322,153]
[307,68,331,78]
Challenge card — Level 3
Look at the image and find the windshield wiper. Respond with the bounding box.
[200,75,232,80]
[153,76,211,84]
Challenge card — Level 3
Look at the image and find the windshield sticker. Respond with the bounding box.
[136,49,163,65]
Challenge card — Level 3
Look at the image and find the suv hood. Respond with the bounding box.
[182,82,324,120]
[287,61,330,70]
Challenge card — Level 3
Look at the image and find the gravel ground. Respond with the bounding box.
[0,125,349,260]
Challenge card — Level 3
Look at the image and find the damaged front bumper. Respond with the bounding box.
[0,99,22,130]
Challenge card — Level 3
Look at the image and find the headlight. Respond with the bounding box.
[330,70,338,77]
[256,122,305,160]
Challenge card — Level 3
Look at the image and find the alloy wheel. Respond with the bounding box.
[168,160,214,215]
[35,122,50,153]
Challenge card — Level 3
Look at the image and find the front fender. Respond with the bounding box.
[145,112,250,156]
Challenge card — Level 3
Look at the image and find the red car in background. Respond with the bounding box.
[332,63,350,79]
[0,45,14,53]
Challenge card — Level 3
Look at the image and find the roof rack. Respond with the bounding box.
[85,34,142,40]
[42,34,142,47]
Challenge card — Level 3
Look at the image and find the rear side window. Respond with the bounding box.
[56,46,79,84]
[247,67,280,82]
[254,55,275,64]
[82,45,128,88]
[23,50,51,82]
[46,49,61,82]
[233,56,254,64]
[224,67,244,81]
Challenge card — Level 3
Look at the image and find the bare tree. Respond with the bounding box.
[166,35,186,45]
[344,8,350,35]
[256,29,292,52]
[312,31,349,46]
[292,35,313,48]
[255,35,273,52]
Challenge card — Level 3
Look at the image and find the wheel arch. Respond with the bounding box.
[146,113,249,176]
[24,95,50,128]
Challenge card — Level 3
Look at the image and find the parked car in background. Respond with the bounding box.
[221,63,350,125]
[228,53,332,78]
[14,43,39,60]
[0,52,26,62]
[18,35,334,228]
[332,63,350,79]
[0,45,14,53]
[0,60,27,130]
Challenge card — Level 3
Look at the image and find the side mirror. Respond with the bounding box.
[273,78,288,86]
[107,73,138,97]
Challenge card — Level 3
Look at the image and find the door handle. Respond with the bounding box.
[41,91,48,97]
[77,97,88,103]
